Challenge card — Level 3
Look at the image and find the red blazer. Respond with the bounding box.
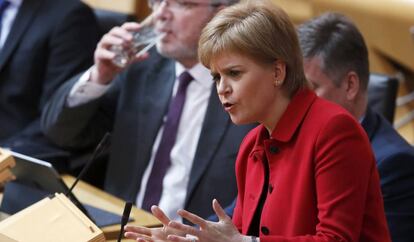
[233,89,390,242]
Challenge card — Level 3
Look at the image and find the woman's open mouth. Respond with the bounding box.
[223,102,235,112]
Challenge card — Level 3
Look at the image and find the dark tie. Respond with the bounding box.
[0,0,10,41]
[142,71,193,211]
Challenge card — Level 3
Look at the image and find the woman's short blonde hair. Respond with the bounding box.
[198,0,307,96]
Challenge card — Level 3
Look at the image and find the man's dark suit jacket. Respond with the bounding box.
[0,0,99,152]
[42,50,255,219]
[362,107,414,242]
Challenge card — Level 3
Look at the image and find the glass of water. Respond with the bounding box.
[111,25,163,68]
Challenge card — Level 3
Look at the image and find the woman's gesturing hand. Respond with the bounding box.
[124,205,186,242]
[167,199,251,242]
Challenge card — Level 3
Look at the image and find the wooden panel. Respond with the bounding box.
[82,0,137,14]
[135,0,151,22]
[271,0,313,24]
[312,0,414,74]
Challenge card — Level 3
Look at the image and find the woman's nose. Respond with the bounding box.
[217,80,230,96]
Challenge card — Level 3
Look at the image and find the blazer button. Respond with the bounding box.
[269,146,279,154]
[261,226,270,235]
[268,184,274,194]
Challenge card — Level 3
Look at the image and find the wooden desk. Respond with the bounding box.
[62,175,161,241]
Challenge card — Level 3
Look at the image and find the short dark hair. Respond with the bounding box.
[298,12,369,90]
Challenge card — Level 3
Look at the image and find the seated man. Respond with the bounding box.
[0,0,99,158]
[298,12,414,242]
[42,0,253,222]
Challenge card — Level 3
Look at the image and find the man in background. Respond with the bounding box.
[42,0,253,222]
[0,0,99,158]
[298,12,414,242]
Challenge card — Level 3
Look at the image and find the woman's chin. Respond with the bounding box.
[229,116,254,126]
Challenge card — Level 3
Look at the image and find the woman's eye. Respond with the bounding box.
[212,74,221,83]
[228,70,240,77]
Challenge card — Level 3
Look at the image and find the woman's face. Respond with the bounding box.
[210,52,284,128]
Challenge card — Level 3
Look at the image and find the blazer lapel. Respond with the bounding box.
[185,86,230,202]
[0,0,42,71]
[135,58,175,168]
[128,58,175,199]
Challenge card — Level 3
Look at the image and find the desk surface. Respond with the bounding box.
[62,175,161,241]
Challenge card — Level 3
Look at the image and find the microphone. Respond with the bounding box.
[63,133,111,222]
[117,201,133,242]
[65,132,111,197]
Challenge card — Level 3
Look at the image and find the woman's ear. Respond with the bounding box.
[273,60,286,87]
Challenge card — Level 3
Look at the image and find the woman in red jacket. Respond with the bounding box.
[125,1,391,241]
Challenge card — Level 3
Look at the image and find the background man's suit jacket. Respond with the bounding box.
[0,0,99,152]
[42,50,255,219]
[362,107,414,242]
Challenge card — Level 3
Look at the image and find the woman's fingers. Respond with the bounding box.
[124,231,138,240]
[167,234,198,242]
[134,233,154,242]
[124,227,154,242]
[151,205,171,225]
[177,209,208,229]
[212,199,231,222]
[168,220,200,237]
[124,225,152,236]
[124,231,153,241]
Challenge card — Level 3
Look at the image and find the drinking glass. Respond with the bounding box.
[111,25,162,68]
